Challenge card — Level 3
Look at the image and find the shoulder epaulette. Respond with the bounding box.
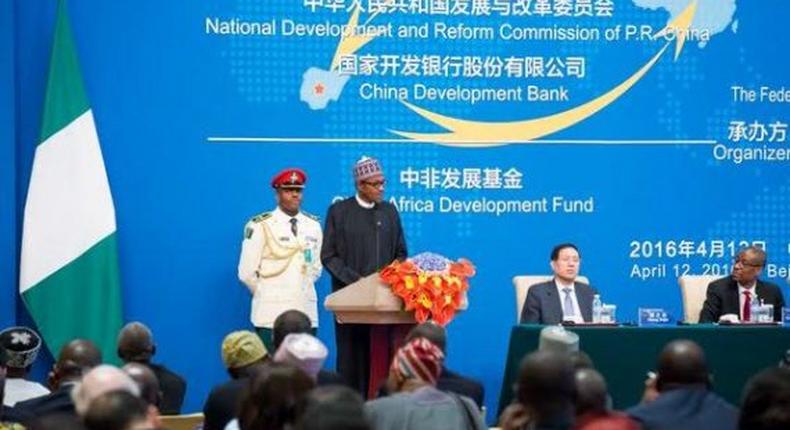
[302,211,320,222]
[250,212,272,223]
[244,212,270,239]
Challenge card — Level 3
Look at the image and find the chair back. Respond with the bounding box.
[160,413,204,430]
[678,275,717,323]
[513,275,589,323]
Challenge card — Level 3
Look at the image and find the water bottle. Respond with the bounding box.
[749,299,760,323]
[592,294,602,323]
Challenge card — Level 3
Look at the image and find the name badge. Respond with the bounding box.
[638,308,674,327]
[304,249,313,263]
[783,307,790,325]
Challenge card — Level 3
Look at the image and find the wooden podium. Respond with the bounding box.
[324,272,467,398]
[324,273,468,324]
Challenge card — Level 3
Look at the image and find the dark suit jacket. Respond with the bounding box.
[11,383,76,421]
[148,363,186,415]
[317,369,347,386]
[202,378,246,430]
[626,387,738,430]
[520,279,597,324]
[202,369,347,430]
[698,275,785,323]
[437,368,485,409]
[1,405,28,424]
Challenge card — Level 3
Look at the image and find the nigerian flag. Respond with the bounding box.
[19,0,123,361]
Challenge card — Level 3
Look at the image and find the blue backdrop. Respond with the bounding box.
[4,0,789,422]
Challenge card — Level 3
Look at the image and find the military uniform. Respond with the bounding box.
[237,169,323,341]
[238,207,323,328]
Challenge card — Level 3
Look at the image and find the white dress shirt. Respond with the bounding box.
[2,378,50,406]
[355,193,375,209]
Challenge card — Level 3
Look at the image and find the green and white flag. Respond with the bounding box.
[19,0,123,361]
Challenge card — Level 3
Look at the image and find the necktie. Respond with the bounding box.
[562,288,575,317]
[743,290,751,322]
[290,218,298,237]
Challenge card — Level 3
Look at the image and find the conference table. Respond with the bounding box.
[498,324,790,415]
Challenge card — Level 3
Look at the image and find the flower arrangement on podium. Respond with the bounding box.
[379,252,475,326]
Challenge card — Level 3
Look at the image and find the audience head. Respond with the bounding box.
[296,385,370,430]
[655,339,709,391]
[51,339,102,389]
[404,322,447,353]
[550,243,581,284]
[72,365,140,416]
[274,334,328,380]
[732,246,767,285]
[539,326,579,355]
[272,310,312,351]
[388,337,444,392]
[122,362,161,408]
[26,414,88,430]
[117,322,155,364]
[575,368,608,416]
[0,326,43,377]
[222,330,269,379]
[83,390,155,430]
[739,367,790,430]
[517,350,576,424]
[238,362,315,430]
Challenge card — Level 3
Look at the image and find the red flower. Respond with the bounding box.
[379,255,475,326]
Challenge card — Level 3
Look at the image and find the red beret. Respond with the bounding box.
[271,168,306,189]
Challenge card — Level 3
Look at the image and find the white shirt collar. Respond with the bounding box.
[274,206,299,221]
[738,283,756,295]
[554,278,575,290]
[355,193,375,209]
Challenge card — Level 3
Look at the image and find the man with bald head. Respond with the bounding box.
[13,339,101,419]
[574,369,638,430]
[123,363,161,411]
[627,339,738,430]
[71,365,140,417]
[117,322,185,414]
[699,246,785,322]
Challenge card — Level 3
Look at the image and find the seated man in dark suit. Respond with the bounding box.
[117,321,186,415]
[12,339,102,420]
[202,330,270,430]
[521,243,597,324]
[699,246,785,323]
[627,340,738,430]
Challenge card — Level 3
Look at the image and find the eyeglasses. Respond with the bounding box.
[362,180,386,189]
[734,258,762,268]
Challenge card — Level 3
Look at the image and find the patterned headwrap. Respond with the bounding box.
[391,337,445,385]
[0,326,42,369]
[352,156,383,182]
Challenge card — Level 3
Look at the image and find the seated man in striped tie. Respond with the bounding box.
[520,243,598,324]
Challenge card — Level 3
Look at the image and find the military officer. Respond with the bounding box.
[238,168,323,352]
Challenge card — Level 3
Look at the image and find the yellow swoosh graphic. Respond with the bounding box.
[390,1,698,146]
